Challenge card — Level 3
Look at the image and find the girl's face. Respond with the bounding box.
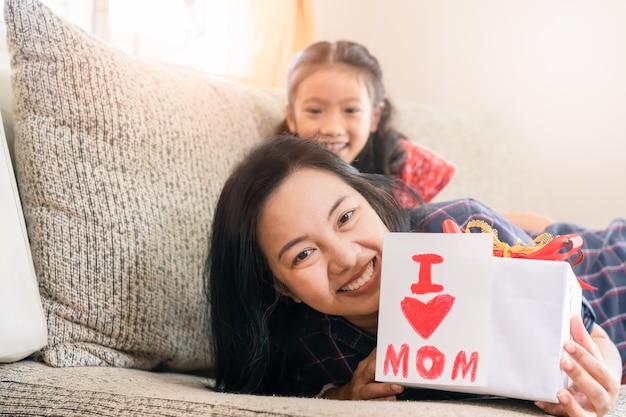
[258,168,388,334]
[286,65,383,164]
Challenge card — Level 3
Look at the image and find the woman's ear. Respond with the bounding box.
[275,279,302,303]
[370,101,385,132]
[285,105,297,134]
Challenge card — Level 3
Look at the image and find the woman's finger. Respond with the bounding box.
[562,349,615,415]
[359,382,403,401]
[570,315,601,359]
[564,340,613,391]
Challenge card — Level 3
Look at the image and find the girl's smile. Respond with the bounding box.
[257,168,388,334]
[318,138,350,155]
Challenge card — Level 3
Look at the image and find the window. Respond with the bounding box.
[1,0,241,76]
[107,0,243,75]
[1,0,315,86]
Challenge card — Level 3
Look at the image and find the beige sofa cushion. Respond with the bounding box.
[4,0,283,370]
[1,359,597,417]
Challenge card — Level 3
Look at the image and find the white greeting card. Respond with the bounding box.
[376,232,493,387]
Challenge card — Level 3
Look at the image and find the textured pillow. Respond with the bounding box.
[4,0,284,370]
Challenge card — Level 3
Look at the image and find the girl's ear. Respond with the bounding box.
[285,105,297,134]
[370,101,385,133]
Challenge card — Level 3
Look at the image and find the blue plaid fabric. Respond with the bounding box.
[544,219,626,383]
[283,304,376,397]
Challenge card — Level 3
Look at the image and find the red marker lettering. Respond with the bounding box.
[383,343,409,378]
[415,345,445,380]
[451,351,479,382]
[410,254,444,294]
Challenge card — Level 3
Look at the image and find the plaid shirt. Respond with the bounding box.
[281,198,606,396]
[282,303,375,397]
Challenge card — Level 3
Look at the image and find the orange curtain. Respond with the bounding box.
[239,0,316,88]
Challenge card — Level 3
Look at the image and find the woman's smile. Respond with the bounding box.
[339,258,377,293]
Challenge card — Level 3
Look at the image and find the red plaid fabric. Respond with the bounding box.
[394,139,457,206]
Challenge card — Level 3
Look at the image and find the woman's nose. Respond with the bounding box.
[327,240,358,276]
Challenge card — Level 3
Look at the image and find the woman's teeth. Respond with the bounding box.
[340,260,374,292]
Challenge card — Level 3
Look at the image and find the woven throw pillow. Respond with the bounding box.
[4,0,283,370]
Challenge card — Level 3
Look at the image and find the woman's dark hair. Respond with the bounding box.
[206,134,410,394]
[278,40,407,176]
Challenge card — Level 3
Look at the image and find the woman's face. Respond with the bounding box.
[286,65,383,164]
[258,168,388,334]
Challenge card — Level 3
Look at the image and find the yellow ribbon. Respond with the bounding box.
[458,220,594,290]
[464,220,556,258]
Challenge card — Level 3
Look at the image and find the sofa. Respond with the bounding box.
[1,0,625,416]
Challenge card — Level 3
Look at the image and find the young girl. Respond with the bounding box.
[278,40,456,206]
[207,135,623,416]
[278,40,555,234]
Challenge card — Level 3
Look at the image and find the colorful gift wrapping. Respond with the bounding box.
[443,219,596,290]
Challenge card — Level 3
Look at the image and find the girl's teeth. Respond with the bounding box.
[341,261,374,292]
[325,143,346,151]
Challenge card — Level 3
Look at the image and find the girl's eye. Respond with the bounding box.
[293,248,314,266]
[339,210,354,225]
[345,107,360,114]
[305,108,321,115]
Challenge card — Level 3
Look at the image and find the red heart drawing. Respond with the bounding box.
[400,294,455,339]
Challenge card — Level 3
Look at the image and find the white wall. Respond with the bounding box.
[315,0,626,228]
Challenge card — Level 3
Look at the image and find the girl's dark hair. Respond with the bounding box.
[206,134,410,394]
[279,40,407,176]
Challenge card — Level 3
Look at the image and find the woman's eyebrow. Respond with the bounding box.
[276,196,348,261]
[278,236,306,261]
[328,196,347,220]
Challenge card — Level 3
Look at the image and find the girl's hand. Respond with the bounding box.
[535,316,621,416]
[322,348,405,400]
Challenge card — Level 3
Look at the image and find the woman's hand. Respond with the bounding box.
[535,316,621,416]
[322,348,405,400]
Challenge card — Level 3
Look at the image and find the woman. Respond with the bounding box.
[206,134,622,416]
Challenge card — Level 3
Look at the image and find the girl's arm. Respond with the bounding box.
[535,316,621,417]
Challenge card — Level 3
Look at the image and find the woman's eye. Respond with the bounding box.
[339,210,354,225]
[293,248,313,265]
